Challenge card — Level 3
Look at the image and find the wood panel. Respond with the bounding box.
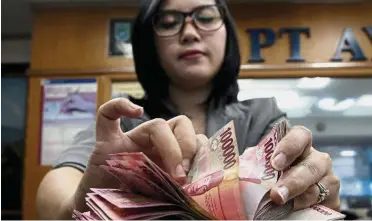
[22,74,108,220]
[239,62,372,78]
[230,3,372,65]
[23,77,49,220]
[30,3,372,75]
[101,73,138,101]
[30,7,138,72]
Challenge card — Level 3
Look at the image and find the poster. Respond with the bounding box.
[109,19,133,58]
[40,79,97,165]
[111,81,145,99]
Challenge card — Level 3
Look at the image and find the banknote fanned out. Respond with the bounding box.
[183,121,246,219]
[239,120,293,220]
[73,120,345,220]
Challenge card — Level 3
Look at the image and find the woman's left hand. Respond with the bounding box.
[269,125,341,211]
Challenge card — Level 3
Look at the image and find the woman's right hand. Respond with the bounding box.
[73,98,199,211]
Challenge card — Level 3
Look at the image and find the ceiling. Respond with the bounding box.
[236,77,372,145]
[237,78,372,118]
[1,0,368,37]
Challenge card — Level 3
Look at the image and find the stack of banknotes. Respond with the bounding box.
[73,120,346,220]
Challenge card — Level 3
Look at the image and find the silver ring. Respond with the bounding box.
[315,182,330,204]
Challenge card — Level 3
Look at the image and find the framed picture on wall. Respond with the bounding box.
[39,78,97,165]
[109,19,133,58]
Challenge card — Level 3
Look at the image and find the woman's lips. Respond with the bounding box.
[179,50,205,60]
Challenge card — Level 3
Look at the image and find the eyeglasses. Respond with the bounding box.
[153,5,225,37]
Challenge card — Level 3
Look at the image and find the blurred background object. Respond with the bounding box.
[1,64,29,220]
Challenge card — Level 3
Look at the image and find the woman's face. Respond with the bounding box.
[154,0,227,89]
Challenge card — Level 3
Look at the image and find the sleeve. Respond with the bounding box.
[258,98,289,141]
[236,97,288,152]
[52,123,96,172]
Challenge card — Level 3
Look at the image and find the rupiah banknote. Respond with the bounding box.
[239,120,294,220]
[72,120,345,220]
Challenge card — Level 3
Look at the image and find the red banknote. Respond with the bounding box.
[73,120,345,220]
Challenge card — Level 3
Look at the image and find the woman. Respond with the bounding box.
[36,0,341,219]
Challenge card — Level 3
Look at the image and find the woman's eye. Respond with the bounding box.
[159,21,178,29]
[197,15,216,23]
[197,8,220,23]
[158,15,179,29]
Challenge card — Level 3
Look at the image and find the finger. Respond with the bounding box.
[167,115,197,173]
[96,98,143,141]
[271,126,313,171]
[270,151,332,205]
[316,172,341,211]
[196,134,208,148]
[126,118,185,180]
[293,172,340,211]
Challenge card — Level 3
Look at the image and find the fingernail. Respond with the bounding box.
[175,164,186,178]
[182,159,190,172]
[277,186,289,203]
[129,102,141,110]
[272,152,287,170]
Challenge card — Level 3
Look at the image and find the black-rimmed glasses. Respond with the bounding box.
[153,5,225,37]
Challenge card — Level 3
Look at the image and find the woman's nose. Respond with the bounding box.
[180,17,201,44]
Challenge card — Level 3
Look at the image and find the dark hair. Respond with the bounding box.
[131,0,240,115]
